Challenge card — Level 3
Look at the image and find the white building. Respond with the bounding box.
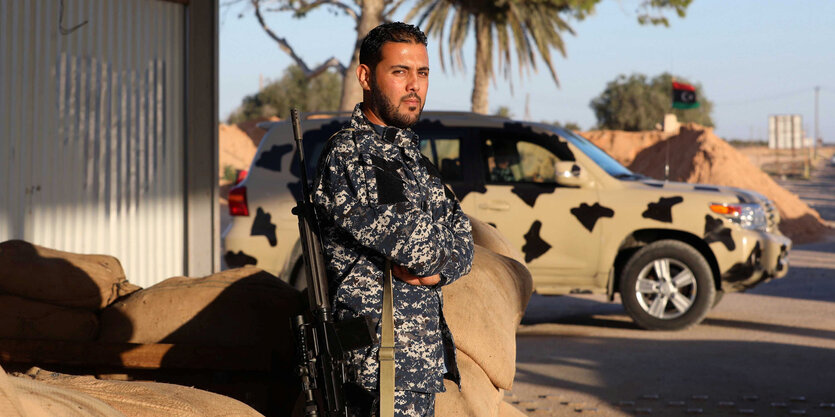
[0,0,219,288]
[768,115,804,150]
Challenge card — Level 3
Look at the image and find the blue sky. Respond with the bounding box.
[220,0,835,142]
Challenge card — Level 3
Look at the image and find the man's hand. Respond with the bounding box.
[392,264,441,286]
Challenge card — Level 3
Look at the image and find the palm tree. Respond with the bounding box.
[406,0,580,114]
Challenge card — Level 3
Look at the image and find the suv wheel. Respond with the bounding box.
[620,240,715,330]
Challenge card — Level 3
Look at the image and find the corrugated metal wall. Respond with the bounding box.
[0,0,186,288]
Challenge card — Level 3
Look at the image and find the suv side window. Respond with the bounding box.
[419,139,433,162]
[483,137,560,184]
[419,135,463,182]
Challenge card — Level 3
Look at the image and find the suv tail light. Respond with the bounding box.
[235,169,248,185]
[228,186,249,216]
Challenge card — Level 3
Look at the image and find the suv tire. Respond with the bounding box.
[620,240,715,330]
[712,290,725,308]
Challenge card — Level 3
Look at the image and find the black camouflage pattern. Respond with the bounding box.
[313,104,474,393]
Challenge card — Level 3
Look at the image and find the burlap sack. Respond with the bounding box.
[0,362,28,417]
[18,367,263,417]
[469,216,526,265]
[0,295,98,341]
[443,245,532,391]
[0,240,139,310]
[1,363,124,417]
[97,266,302,359]
[435,350,504,417]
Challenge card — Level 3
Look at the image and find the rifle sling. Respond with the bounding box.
[380,260,395,417]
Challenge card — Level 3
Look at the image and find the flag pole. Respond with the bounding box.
[665,77,673,181]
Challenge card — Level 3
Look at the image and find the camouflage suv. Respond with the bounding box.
[223,112,790,330]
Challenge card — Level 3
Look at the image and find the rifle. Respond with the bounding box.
[290,108,376,417]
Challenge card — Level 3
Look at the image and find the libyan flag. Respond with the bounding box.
[672,81,700,109]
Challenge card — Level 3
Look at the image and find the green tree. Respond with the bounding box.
[590,73,713,131]
[227,65,342,123]
[407,0,692,114]
[544,120,582,131]
[494,105,513,118]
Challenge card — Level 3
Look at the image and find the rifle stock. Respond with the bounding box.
[290,108,375,417]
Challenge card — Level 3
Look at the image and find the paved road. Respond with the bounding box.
[508,159,835,416]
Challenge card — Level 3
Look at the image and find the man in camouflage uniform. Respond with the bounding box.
[313,22,474,416]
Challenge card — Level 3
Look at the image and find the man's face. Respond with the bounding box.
[360,41,429,129]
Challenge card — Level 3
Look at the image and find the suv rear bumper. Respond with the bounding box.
[719,229,791,292]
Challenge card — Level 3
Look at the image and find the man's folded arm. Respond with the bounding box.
[436,197,473,286]
[315,146,465,277]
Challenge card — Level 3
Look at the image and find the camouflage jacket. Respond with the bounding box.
[313,104,474,393]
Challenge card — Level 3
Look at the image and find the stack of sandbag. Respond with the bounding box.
[0,240,139,341]
[0,363,265,417]
[0,362,126,417]
[97,266,303,360]
[435,217,533,417]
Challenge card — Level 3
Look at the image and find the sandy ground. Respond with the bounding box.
[775,147,835,228]
[737,146,835,171]
[506,160,835,416]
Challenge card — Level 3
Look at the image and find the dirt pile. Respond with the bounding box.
[218,118,279,201]
[218,124,257,181]
[586,124,831,244]
[583,129,667,167]
[236,117,280,147]
[218,117,279,177]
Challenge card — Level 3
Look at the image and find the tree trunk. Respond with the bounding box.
[339,0,385,111]
[470,15,491,114]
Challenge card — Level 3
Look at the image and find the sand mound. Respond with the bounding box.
[218,124,257,180]
[218,117,280,178]
[583,129,667,167]
[236,117,280,148]
[599,124,831,244]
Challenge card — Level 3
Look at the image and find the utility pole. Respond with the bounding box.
[815,86,820,159]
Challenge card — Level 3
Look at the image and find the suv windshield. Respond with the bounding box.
[549,127,643,180]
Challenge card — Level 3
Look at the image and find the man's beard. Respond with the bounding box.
[368,76,423,129]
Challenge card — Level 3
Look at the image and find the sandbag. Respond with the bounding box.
[435,350,504,417]
[469,216,525,265]
[12,377,126,417]
[0,362,28,417]
[98,266,302,359]
[1,363,124,417]
[18,367,263,417]
[0,295,98,341]
[443,246,532,390]
[0,240,139,310]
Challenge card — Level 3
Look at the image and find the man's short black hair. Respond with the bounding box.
[359,22,427,71]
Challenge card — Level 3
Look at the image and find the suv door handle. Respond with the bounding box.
[478,201,511,211]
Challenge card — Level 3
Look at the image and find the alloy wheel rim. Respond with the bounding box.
[634,258,697,320]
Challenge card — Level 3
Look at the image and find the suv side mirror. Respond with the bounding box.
[555,161,590,187]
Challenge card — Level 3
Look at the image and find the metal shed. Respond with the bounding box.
[0,0,218,288]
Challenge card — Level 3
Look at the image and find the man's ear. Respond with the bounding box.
[356,64,372,92]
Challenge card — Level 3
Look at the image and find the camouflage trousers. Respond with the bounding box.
[347,389,435,417]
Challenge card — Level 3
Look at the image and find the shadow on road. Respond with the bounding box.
[520,294,631,328]
[514,336,835,416]
[701,317,835,342]
[747,266,835,303]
